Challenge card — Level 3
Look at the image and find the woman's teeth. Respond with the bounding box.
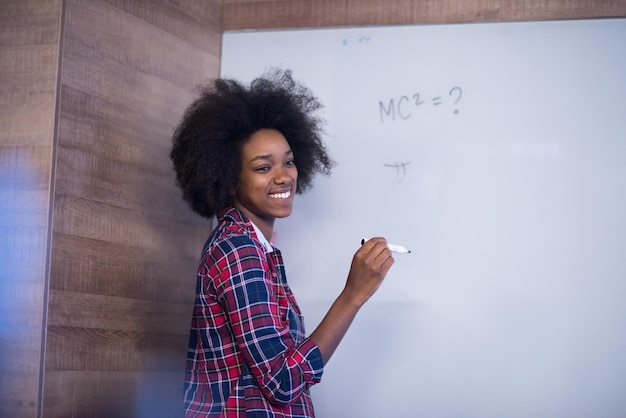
[269,191,290,199]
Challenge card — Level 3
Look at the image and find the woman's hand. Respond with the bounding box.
[342,237,395,307]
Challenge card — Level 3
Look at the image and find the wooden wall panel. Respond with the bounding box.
[0,1,62,417]
[44,0,222,417]
[222,0,626,30]
[43,371,184,417]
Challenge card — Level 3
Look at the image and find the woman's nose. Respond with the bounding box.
[273,166,293,184]
[274,169,288,184]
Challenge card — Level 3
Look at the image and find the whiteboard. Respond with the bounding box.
[221,19,626,418]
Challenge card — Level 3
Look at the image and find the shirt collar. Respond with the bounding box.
[250,220,274,253]
[220,207,274,253]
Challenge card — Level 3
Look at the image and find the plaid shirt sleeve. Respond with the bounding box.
[208,233,323,406]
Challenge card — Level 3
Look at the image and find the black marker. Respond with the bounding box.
[361,238,411,254]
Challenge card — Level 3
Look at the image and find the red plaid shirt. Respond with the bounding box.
[184,208,324,417]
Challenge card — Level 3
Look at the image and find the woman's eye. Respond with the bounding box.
[286,159,296,167]
[255,165,271,172]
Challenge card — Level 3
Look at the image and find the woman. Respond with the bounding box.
[171,69,394,417]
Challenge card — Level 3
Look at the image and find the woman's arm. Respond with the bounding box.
[309,237,394,364]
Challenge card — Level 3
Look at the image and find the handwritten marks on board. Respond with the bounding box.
[375,87,463,183]
[341,35,371,46]
[384,161,412,183]
[379,86,464,122]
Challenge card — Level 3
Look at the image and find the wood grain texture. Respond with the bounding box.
[44,371,185,418]
[222,0,626,30]
[0,1,62,417]
[42,0,221,417]
[47,290,191,335]
[46,324,186,372]
[0,281,45,415]
[51,233,199,303]
[103,0,222,51]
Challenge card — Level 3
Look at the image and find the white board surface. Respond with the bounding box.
[221,19,626,417]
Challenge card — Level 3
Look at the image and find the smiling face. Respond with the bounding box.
[233,129,298,240]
